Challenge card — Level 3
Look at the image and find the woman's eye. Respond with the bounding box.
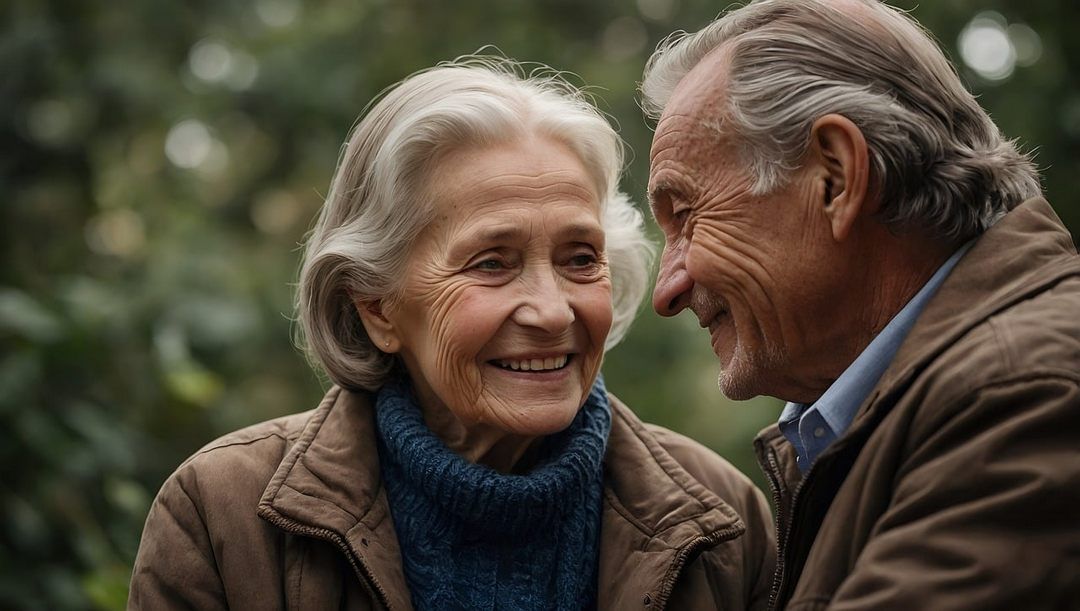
[569,253,597,267]
[564,248,603,278]
[472,259,504,271]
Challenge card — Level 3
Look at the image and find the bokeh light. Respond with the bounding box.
[164,119,212,169]
[637,0,678,23]
[959,12,1043,82]
[1008,23,1043,67]
[188,39,259,91]
[959,12,1015,81]
[255,0,301,28]
[84,209,147,258]
[601,16,648,62]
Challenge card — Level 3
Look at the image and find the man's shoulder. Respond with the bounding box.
[984,274,1080,371]
[934,273,1080,394]
[891,272,1080,449]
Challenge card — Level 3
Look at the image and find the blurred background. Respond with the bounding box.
[2,0,1077,607]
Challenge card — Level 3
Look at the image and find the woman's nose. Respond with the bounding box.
[512,271,576,332]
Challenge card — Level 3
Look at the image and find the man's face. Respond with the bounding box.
[647,54,836,401]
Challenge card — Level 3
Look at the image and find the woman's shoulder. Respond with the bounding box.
[182,410,312,471]
[641,422,759,503]
[606,394,771,524]
[132,401,337,608]
[154,409,316,517]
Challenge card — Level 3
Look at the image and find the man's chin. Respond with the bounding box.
[716,368,760,401]
[715,351,773,401]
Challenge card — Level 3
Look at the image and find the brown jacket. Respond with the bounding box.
[130,389,775,610]
[757,198,1080,611]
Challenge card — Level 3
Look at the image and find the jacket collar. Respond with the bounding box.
[871,197,1079,406]
[599,397,746,608]
[257,387,412,610]
[259,388,744,610]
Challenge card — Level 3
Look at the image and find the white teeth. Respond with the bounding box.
[495,355,569,371]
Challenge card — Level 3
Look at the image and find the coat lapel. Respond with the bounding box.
[599,399,746,609]
[258,387,413,610]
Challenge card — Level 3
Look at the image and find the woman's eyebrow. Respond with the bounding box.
[560,222,605,242]
[467,226,526,244]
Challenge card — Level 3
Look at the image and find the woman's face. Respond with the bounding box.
[374,136,612,436]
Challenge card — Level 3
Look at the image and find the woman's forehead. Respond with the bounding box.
[426,138,601,221]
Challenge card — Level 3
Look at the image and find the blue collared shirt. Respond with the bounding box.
[779,242,974,472]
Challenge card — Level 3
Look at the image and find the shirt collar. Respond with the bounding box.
[779,240,974,471]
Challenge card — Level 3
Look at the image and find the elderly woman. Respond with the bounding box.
[129,59,774,610]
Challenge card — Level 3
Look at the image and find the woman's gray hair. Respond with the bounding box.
[641,0,1041,241]
[297,57,653,391]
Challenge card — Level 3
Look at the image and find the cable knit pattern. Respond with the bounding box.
[375,376,611,611]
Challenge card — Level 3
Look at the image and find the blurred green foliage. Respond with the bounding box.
[2,0,1077,608]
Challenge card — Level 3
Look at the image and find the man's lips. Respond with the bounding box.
[696,306,729,330]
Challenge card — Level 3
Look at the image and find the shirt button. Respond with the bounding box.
[813,426,826,438]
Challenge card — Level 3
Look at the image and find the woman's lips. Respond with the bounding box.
[492,354,571,372]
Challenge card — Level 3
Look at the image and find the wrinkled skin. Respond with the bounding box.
[365,135,612,469]
[648,50,852,403]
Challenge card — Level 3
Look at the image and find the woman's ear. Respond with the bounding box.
[808,113,871,243]
[353,297,401,353]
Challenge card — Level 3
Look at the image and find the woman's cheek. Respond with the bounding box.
[587,280,615,339]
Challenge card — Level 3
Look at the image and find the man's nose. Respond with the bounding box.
[653,242,693,317]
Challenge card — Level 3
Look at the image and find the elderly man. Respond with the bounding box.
[642,0,1080,609]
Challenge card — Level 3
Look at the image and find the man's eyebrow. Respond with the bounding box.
[648,182,678,213]
[647,181,666,205]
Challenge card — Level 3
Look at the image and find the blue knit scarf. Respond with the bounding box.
[374,376,611,611]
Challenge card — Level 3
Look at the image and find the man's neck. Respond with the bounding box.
[789,227,959,404]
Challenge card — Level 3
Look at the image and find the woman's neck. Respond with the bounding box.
[418,402,544,473]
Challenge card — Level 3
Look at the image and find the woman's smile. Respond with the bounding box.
[369,135,614,438]
[491,354,572,372]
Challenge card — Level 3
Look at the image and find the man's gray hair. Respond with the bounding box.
[297,57,653,392]
[641,0,1041,241]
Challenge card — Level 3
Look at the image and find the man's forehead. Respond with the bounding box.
[649,46,732,169]
[661,45,732,126]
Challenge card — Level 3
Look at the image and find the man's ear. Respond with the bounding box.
[808,114,871,242]
[353,297,401,353]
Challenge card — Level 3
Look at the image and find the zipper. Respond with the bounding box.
[762,391,886,610]
[653,525,746,609]
[261,510,393,609]
[761,446,788,611]
[764,444,826,611]
[762,444,814,610]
